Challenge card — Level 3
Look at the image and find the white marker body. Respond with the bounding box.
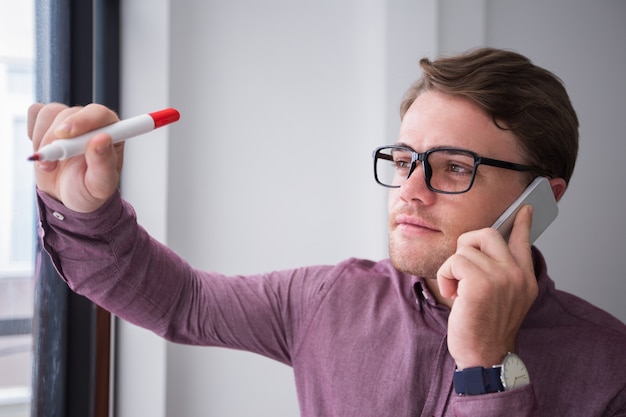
[37,114,154,161]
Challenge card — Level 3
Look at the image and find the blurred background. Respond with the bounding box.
[0,2,34,416]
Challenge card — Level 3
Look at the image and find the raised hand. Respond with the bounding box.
[28,102,123,213]
[437,205,538,369]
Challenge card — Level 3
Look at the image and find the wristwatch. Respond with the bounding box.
[453,353,530,395]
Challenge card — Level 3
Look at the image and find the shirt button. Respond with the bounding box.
[52,211,65,221]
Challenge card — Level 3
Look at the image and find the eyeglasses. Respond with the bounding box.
[372,145,546,194]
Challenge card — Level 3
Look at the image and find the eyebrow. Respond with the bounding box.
[394,141,419,152]
[393,142,475,154]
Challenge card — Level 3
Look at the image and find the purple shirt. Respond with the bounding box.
[37,190,626,417]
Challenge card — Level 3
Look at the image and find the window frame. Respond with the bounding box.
[32,1,119,416]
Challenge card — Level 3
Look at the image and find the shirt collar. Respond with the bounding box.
[408,246,552,312]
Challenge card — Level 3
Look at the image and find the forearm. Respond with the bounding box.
[37,189,192,336]
[36,189,297,361]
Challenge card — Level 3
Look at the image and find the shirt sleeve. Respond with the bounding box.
[36,189,324,365]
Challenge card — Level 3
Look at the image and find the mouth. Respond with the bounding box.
[393,214,441,235]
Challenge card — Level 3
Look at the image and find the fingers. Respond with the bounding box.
[29,103,78,172]
[437,254,470,300]
[437,206,535,301]
[28,102,71,150]
[52,103,119,140]
[28,102,120,148]
[436,231,503,300]
[27,102,45,140]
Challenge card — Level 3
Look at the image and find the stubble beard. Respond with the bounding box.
[388,231,456,280]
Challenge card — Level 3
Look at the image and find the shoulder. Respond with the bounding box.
[531,247,626,337]
[525,264,626,394]
[529,277,626,348]
[549,288,626,335]
[322,257,412,288]
[527,248,626,364]
[287,257,414,303]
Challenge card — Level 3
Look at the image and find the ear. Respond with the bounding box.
[548,177,567,202]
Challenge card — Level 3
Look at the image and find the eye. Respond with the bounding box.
[394,159,411,169]
[390,151,413,172]
[428,150,475,176]
[448,161,473,174]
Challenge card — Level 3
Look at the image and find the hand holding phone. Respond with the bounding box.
[491,177,558,243]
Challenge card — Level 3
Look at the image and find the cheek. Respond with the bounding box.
[438,193,501,235]
[454,195,513,233]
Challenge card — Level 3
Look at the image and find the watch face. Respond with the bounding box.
[502,354,530,390]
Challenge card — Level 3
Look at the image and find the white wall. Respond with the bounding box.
[117,1,626,416]
[117,2,170,416]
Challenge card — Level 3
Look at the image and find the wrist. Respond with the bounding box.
[454,350,508,371]
[453,353,531,396]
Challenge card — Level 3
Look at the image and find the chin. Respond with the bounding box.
[388,234,455,279]
[388,244,447,280]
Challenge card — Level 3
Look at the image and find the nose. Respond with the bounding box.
[399,161,435,203]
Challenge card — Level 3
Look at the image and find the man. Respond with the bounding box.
[30,48,626,416]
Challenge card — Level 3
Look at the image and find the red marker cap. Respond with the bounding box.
[149,108,181,129]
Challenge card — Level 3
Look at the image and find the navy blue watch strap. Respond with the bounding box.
[453,366,504,395]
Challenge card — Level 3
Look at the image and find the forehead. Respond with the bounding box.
[398,90,522,158]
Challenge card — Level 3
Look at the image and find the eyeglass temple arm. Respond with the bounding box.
[478,156,546,175]
[375,151,394,161]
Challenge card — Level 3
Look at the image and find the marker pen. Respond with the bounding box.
[28,108,180,161]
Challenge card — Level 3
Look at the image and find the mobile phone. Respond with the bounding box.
[491,177,558,243]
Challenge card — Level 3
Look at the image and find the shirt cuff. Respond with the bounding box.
[36,189,129,237]
[452,384,539,417]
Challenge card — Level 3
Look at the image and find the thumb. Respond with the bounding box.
[508,204,534,268]
[84,134,121,201]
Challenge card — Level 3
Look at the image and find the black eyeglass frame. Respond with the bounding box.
[372,145,549,194]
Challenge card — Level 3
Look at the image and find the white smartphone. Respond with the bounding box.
[491,177,558,243]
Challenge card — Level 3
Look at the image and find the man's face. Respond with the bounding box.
[388,90,529,279]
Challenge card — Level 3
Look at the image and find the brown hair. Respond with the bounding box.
[400,47,579,185]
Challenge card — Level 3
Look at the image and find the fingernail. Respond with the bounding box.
[96,139,111,155]
[37,161,57,172]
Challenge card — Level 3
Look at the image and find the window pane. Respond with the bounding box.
[0,1,35,416]
[10,118,35,264]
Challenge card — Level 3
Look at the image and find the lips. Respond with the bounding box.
[394,214,441,234]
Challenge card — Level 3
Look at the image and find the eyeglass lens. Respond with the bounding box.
[375,147,477,193]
